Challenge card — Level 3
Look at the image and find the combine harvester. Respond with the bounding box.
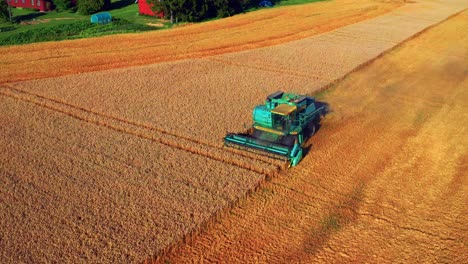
[224,91,326,167]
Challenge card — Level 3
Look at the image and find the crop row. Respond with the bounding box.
[0,85,282,174]
[0,92,271,262]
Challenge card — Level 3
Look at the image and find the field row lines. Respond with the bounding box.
[2,126,238,204]
[357,212,457,242]
[205,57,325,80]
[0,85,283,176]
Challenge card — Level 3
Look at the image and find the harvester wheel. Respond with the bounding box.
[308,122,316,136]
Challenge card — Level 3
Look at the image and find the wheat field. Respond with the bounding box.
[0,0,466,262]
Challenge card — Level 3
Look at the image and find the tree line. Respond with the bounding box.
[1,0,277,23]
[147,0,279,23]
[54,0,111,15]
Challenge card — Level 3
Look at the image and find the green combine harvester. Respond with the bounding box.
[224,91,326,167]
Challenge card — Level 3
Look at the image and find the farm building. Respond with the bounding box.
[5,0,115,12]
[7,0,57,12]
[138,0,164,18]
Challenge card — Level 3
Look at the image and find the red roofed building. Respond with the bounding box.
[138,0,164,18]
[8,0,54,12]
[7,0,77,12]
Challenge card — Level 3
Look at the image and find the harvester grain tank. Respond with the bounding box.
[224,91,326,167]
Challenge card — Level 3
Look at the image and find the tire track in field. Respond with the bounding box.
[2,84,286,169]
[0,86,281,176]
[1,125,240,203]
[204,57,325,80]
[356,212,457,242]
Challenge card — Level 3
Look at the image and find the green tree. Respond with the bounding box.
[150,0,179,24]
[0,0,11,23]
[213,0,243,18]
[146,0,268,23]
[52,0,73,12]
[148,0,213,23]
[77,0,105,15]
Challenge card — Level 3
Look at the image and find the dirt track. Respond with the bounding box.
[166,11,468,263]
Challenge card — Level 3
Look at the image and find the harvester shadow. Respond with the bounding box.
[302,100,330,158]
[284,182,365,260]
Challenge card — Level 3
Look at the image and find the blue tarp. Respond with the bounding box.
[90,12,112,25]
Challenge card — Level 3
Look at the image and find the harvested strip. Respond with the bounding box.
[165,10,468,263]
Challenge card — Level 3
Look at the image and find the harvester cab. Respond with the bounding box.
[224,91,326,167]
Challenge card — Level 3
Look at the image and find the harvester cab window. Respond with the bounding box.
[271,104,297,131]
[280,115,289,130]
[273,114,292,131]
[272,114,282,130]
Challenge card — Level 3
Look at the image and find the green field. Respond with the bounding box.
[0,0,324,46]
[0,0,169,45]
